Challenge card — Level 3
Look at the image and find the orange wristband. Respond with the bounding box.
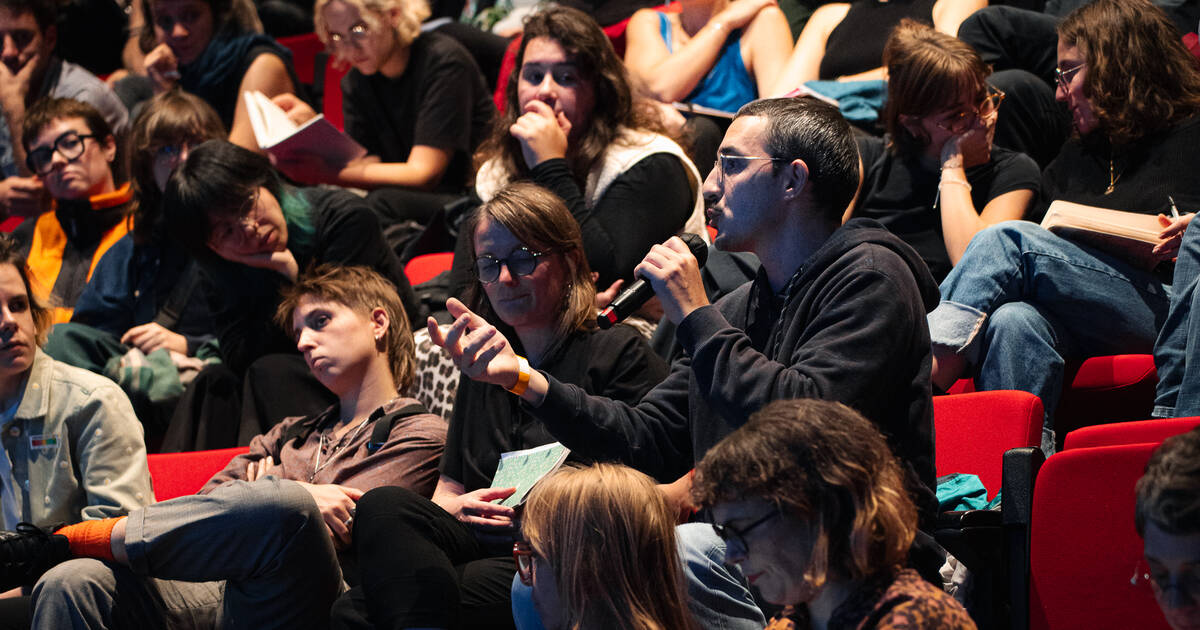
[507,355,531,396]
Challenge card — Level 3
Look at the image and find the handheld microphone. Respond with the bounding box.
[597,233,709,329]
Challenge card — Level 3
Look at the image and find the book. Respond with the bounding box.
[490,442,571,507]
[1039,200,1167,270]
[242,90,366,167]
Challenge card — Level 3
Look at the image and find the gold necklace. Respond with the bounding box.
[1106,156,1122,195]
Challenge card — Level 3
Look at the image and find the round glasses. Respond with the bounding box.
[936,86,1006,134]
[475,247,547,284]
[25,130,98,176]
[1055,63,1087,92]
[328,22,371,49]
[712,509,779,555]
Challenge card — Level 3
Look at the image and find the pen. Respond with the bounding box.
[1169,195,1181,219]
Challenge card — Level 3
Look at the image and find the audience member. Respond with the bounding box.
[435,98,940,532]
[771,0,983,91]
[0,233,151,592]
[0,0,128,217]
[123,0,300,151]
[44,90,223,441]
[515,464,697,630]
[853,19,1038,282]
[928,0,1200,452]
[1156,224,1200,418]
[272,0,495,226]
[1134,426,1200,630]
[469,6,708,291]
[22,264,446,627]
[331,182,668,629]
[12,97,133,325]
[623,0,791,113]
[693,399,977,629]
[161,139,418,439]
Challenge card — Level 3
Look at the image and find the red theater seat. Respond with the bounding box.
[405,252,454,286]
[278,33,323,86]
[147,447,249,501]
[322,56,348,130]
[1063,415,1200,450]
[933,390,1042,497]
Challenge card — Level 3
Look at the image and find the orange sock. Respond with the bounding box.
[54,517,124,561]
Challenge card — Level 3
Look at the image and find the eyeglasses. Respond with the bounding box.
[328,22,371,49]
[25,131,98,176]
[475,247,548,284]
[1055,63,1087,91]
[152,138,199,163]
[1131,559,1200,601]
[514,541,537,586]
[712,510,779,554]
[207,188,262,244]
[711,153,786,185]
[935,86,1007,134]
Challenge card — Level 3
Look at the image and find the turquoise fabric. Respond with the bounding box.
[936,473,997,511]
[658,12,757,113]
[804,79,887,123]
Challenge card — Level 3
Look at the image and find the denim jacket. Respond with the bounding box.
[0,350,153,527]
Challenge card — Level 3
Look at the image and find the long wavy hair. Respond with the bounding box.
[522,464,696,630]
[693,399,918,592]
[1057,0,1200,145]
[883,19,991,157]
[473,6,664,187]
[461,182,596,342]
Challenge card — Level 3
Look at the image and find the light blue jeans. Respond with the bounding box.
[511,522,767,630]
[929,221,1171,450]
[1154,222,1200,417]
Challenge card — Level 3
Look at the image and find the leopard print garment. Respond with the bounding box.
[404,328,460,422]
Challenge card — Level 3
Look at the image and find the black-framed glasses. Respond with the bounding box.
[328,22,371,49]
[712,510,779,553]
[207,188,262,245]
[25,131,98,175]
[475,247,547,283]
[1055,63,1087,91]
[1131,558,1200,600]
[936,86,1007,134]
[514,541,536,586]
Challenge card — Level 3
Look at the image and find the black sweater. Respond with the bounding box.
[530,218,940,516]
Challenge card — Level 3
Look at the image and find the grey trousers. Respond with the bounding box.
[30,478,343,629]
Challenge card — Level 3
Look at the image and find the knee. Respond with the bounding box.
[32,558,119,609]
[985,303,1060,352]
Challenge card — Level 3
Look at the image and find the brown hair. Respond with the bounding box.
[693,399,917,587]
[128,89,226,244]
[275,264,415,392]
[883,19,991,156]
[0,236,51,345]
[138,0,262,54]
[474,6,665,186]
[1057,0,1200,145]
[522,464,696,630]
[313,0,429,60]
[462,182,596,341]
[21,98,114,156]
[1135,426,1200,537]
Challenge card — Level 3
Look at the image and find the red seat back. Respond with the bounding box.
[405,252,455,286]
[1064,416,1200,450]
[277,32,324,86]
[933,390,1042,497]
[322,56,348,131]
[147,447,249,501]
[1028,443,1169,630]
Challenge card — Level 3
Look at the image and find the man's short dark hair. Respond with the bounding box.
[0,0,57,32]
[21,97,113,153]
[736,98,860,223]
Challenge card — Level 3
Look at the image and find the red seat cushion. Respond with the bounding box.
[933,390,1042,496]
[1028,443,1169,630]
[405,252,455,286]
[147,447,249,501]
[322,56,348,131]
[1064,416,1200,450]
[278,33,323,85]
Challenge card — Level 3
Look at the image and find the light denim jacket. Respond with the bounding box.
[0,350,153,527]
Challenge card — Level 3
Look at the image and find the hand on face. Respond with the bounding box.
[144,43,180,94]
[0,176,46,217]
[510,100,571,169]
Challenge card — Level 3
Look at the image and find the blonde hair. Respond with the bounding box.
[313,0,429,60]
[522,464,696,630]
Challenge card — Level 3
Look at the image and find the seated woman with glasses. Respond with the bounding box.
[161,139,420,438]
[693,398,977,629]
[329,182,668,630]
[270,0,494,226]
[927,0,1200,452]
[851,19,1038,283]
[13,97,133,325]
[1133,425,1200,630]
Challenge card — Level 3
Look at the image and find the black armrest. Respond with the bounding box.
[1003,447,1045,630]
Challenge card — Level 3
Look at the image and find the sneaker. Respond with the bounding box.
[0,523,70,591]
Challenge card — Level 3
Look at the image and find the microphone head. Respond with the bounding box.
[679,232,709,268]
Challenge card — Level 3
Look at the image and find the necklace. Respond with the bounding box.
[1106,154,1122,195]
[309,415,373,482]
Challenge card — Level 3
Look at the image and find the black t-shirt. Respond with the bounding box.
[341,31,495,193]
[439,324,668,491]
[855,135,1040,281]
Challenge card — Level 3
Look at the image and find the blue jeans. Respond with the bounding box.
[511,523,766,630]
[1154,222,1200,417]
[929,221,1171,449]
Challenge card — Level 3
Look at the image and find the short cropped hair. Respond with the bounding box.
[0,235,51,345]
[693,399,917,588]
[1135,426,1200,537]
[21,98,113,155]
[275,264,415,392]
[0,0,56,31]
[735,98,860,223]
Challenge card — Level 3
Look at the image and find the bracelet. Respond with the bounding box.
[507,355,531,396]
[938,178,972,192]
